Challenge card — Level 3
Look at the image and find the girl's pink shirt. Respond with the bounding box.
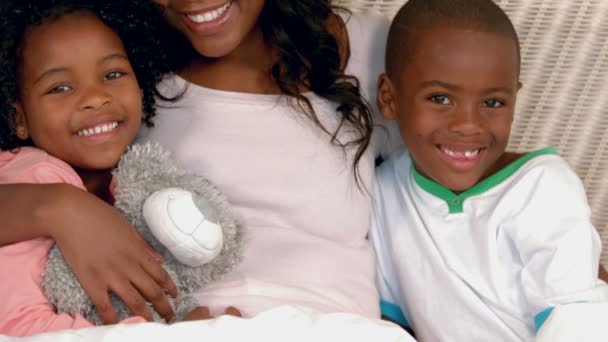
[0,147,144,337]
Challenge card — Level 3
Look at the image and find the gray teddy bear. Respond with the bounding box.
[42,142,244,324]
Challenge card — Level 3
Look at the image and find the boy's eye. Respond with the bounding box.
[429,95,452,105]
[484,98,504,108]
[47,85,72,94]
[104,71,125,80]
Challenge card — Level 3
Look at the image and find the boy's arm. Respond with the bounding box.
[368,190,412,331]
[505,158,608,332]
[599,265,608,282]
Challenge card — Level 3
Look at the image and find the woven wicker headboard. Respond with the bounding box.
[335,0,608,265]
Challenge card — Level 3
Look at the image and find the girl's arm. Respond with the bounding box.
[0,183,178,324]
[0,238,145,337]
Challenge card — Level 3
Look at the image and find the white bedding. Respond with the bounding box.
[536,302,608,342]
[4,303,606,341]
[0,306,414,342]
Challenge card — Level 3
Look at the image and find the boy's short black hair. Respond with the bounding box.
[385,0,521,81]
[0,0,174,151]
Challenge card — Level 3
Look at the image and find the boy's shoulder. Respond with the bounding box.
[486,148,590,221]
[375,147,411,184]
[501,148,581,193]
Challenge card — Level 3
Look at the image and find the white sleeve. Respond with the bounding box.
[343,13,404,159]
[369,181,410,327]
[503,158,608,329]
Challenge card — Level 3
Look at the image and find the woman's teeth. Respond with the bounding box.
[187,2,231,23]
[441,146,481,159]
[76,122,118,137]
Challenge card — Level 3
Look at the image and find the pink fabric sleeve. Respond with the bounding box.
[0,148,145,336]
[0,147,84,187]
[0,239,145,337]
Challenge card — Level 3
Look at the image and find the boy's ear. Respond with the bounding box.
[377,73,398,120]
[11,102,30,140]
[517,81,523,91]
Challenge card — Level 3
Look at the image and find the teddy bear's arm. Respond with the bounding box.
[143,188,224,267]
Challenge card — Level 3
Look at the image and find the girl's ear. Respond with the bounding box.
[377,74,397,120]
[11,102,30,140]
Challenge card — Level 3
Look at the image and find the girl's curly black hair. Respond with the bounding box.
[0,0,173,151]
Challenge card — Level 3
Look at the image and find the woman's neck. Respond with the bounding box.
[179,25,280,94]
[76,169,114,204]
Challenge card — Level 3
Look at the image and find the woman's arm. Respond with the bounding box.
[0,183,61,245]
[0,183,178,323]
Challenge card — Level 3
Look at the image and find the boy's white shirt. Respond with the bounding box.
[370,147,607,341]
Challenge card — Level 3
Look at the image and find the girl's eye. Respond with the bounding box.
[484,98,504,108]
[104,71,125,81]
[47,85,72,94]
[429,95,452,105]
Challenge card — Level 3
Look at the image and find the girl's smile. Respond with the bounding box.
[13,12,142,172]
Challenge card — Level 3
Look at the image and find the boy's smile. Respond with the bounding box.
[378,26,521,192]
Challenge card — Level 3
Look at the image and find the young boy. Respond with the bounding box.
[370,0,608,341]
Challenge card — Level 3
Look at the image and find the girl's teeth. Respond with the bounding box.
[77,122,118,137]
[187,2,231,23]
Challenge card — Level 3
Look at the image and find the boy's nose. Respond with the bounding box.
[447,104,483,136]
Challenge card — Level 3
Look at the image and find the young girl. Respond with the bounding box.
[0,0,397,323]
[0,0,217,336]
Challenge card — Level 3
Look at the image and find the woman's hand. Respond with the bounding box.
[44,184,179,324]
[183,307,242,321]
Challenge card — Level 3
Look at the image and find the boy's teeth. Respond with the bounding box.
[464,150,479,158]
[187,2,231,23]
[77,122,118,137]
[441,146,480,159]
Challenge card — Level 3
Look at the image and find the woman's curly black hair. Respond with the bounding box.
[0,0,173,151]
[261,1,373,183]
[162,1,374,184]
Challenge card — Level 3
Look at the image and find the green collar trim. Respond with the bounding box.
[412,147,558,213]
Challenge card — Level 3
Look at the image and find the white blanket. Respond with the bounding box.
[0,306,414,342]
[535,302,608,342]
[4,303,604,341]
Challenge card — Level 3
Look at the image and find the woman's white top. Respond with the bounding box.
[140,13,398,318]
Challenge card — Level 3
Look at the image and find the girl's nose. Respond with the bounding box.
[79,85,111,111]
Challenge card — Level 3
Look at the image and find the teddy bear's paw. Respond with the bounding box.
[143,188,224,267]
